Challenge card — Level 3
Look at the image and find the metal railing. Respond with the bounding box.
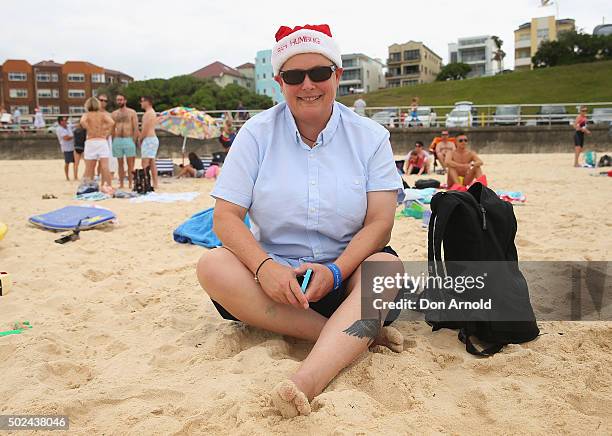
[1,102,611,133]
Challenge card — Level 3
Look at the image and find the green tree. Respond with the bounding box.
[533,30,612,68]
[436,63,472,81]
[491,35,506,73]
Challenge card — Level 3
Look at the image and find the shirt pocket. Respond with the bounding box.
[336,175,367,224]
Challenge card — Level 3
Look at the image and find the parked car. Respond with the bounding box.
[536,105,571,125]
[493,105,521,125]
[591,107,612,125]
[445,109,472,128]
[371,109,398,127]
[454,101,479,126]
[403,106,437,128]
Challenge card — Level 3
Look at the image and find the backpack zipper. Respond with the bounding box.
[479,204,487,230]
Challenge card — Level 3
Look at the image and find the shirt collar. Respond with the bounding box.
[284,101,341,147]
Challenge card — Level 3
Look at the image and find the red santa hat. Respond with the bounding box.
[271,24,342,76]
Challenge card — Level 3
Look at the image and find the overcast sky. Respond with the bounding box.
[2,0,609,80]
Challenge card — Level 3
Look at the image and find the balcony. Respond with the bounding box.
[515,57,531,67]
[515,39,531,49]
[387,56,402,65]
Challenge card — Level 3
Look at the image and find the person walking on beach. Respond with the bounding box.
[55,116,77,180]
[111,93,139,189]
[445,132,483,186]
[138,96,159,189]
[33,107,46,131]
[573,106,591,167]
[197,24,404,419]
[80,97,115,190]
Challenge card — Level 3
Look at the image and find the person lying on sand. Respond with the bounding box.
[445,132,483,186]
[197,24,405,419]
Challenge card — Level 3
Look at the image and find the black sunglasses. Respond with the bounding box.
[280,65,337,85]
[457,138,468,143]
[98,99,108,102]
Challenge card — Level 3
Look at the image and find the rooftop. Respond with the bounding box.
[236,62,255,69]
[191,61,244,79]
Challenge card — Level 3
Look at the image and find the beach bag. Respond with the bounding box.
[133,168,153,194]
[415,179,440,189]
[584,151,597,167]
[422,182,539,356]
[598,154,611,167]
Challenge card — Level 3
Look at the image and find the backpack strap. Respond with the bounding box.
[458,328,505,357]
[428,194,461,262]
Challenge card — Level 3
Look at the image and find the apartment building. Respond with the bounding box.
[236,63,256,91]
[448,36,497,77]
[386,41,442,88]
[254,50,284,104]
[338,53,385,96]
[0,59,133,115]
[514,16,575,71]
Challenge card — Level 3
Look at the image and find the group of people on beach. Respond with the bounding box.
[402,129,483,186]
[55,94,158,191]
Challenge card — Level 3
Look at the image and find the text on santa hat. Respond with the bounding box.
[275,35,322,54]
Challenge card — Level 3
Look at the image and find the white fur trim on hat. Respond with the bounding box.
[271,28,342,76]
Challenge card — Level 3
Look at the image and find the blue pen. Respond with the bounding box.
[300,269,313,294]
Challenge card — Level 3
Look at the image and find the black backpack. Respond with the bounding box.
[133,168,154,194]
[423,182,540,356]
[598,154,611,167]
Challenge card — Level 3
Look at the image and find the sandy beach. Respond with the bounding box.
[0,153,610,434]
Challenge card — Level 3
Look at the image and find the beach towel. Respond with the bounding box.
[173,207,251,248]
[129,192,200,204]
[75,192,111,201]
[29,206,116,231]
[496,190,526,204]
[400,188,437,204]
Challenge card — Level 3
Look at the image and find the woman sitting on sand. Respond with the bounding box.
[197,24,405,418]
[177,152,205,178]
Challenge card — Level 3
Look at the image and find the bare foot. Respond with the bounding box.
[371,326,404,353]
[270,379,311,418]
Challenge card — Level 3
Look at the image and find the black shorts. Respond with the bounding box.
[63,151,75,163]
[574,131,585,147]
[210,246,402,327]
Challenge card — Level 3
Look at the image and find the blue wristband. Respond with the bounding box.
[325,263,343,290]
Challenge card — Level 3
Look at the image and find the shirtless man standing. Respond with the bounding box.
[445,132,483,186]
[138,96,159,189]
[112,93,139,189]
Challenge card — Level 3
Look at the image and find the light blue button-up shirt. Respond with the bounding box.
[211,101,402,268]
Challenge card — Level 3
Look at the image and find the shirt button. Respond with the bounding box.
[354,179,360,185]
[309,207,315,213]
[309,154,314,158]
[310,180,316,185]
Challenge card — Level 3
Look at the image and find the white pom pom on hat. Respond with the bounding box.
[271,24,342,76]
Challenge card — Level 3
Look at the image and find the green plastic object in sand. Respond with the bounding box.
[0,321,32,337]
[402,201,425,219]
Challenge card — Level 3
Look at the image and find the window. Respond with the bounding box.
[120,79,129,84]
[263,73,266,79]
[402,80,419,87]
[91,73,105,83]
[262,57,266,63]
[403,50,420,61]
[69,106,85,114]
[67,73,85,82]
[68,89,86,98]
[9,89,28,98]
[107,76,115,83]
[402,65,419,75]
[36,72,59,82]
[343,59,356,67]
[40,106,60,114]
[8,72,27,81]
[10,105,29,114]
[263,89,267,94]
[389,52,401,62]
[537,29,549,40]
[37,89,60,98]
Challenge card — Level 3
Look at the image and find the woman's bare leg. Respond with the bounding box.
[83,159,97,181]
[197,248,328,341]
[574,146,581,167]
[99,158,112,188]
[73,152,80,180]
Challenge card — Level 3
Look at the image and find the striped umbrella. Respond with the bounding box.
[157,106,220,162]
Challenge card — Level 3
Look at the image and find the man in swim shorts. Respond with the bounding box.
[139,96,159,189]
[445,132,483,186]
[112,93,139,189]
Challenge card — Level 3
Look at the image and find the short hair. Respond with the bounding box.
[415,141,424,147]
[409,150,419,157]
[57,116,67,123]
[97,93,107,99]
[456,131,467,137]
[141,95,153,105]
[116,93,126,99]
[84,97,100,112]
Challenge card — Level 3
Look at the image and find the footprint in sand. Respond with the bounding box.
[37,360,93,389]
[82,269,112,283]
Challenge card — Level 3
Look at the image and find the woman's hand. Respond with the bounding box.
[293,263,335,303]
[258,261,309,309]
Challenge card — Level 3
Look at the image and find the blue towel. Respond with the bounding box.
[173,207,250,248]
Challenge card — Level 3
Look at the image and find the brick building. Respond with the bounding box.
[0,59,133,116]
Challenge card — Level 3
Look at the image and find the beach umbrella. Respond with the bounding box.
[156,106,220,163]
